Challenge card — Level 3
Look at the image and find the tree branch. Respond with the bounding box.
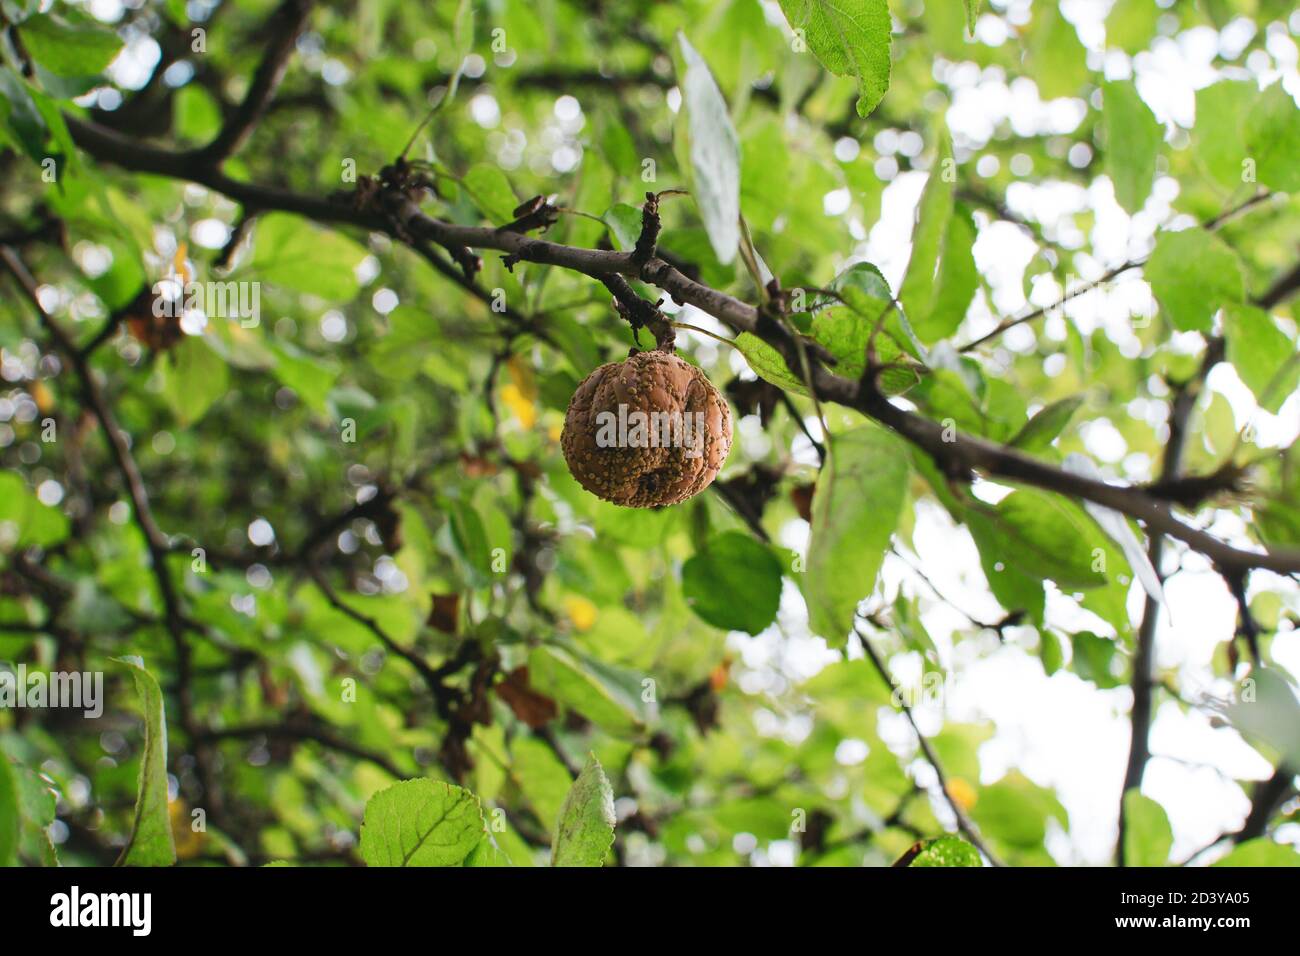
[1115,341,1205,865]
[959,191,1278,353]
[1257,259,1300,311]
[306,565,459,712]
[59,116,1300,578]
[194,0,315,165]
[855,625,1004,867]
[197,720,406,780]
[0,243,216,811]
[1234,764,1296,843]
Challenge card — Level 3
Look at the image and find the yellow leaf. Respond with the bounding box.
[564,595,598,632]
[507,355,537,400]
[946,777,977,811]
[501,383,537,429]
[29,380,53,413]
[169,798,207,859]
[173,241,192,285]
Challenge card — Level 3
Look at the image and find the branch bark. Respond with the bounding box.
[1114,344,1205,865]
[1234,764,1296,843]
[194,0,315,164]
[60,116,1300,579]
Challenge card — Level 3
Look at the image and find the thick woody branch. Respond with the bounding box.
[61,115,1300,579]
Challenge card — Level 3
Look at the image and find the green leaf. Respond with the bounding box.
[448,499,491,587]
[461,164,519,225]
[735,284,919,399]
[268,340,338,414]
[0,753,18,867]
[1224,306,1297,415]
[1193,81,1257,191]
[0,472,69,549]
[1216,667,1300,767]
[19,13,123,76]
[370,305,443,381]
[963,1,980,35]
[734,332,806,394]
[113,657,177,867]
[931,723,992,784]
[1122,791,1172,867]
[26,80,76,177]
[1071,631,1122,687]
[925,204,978,342]
[778,0,892,117]
[13,762,58,866]
[1102,80,1162,214]
[359,778,485,866]
[1040,629,1065,675]
[1063,453,1161,607]
[806,425,910,644]
[965,508,1046,624]
[249,213,368,300]
[970,771,1066,851]
[465,822,534,867]
[909,835,982,867]
[511,736,573,835]
[0,67,50,165]
[528,645,646,735]
[980,489,1110,590]
[1105,0,1159,54]
[463,837,510,867]
[1145,229,1244,333]
[449,0,476,94]
[602,203,643,252]
[551,753,616,867]
[1213,838,1300,867]
[1010,396,1084,453]
[1255,443,1300,548]
[173,84,223,144]
[1027,4,1087,100]
[675,33,741,264]
[899,137,977,343]
[160,335,229,426]
[681,531,783,635]
[1243,81,1300,193]
[833,261,924,363]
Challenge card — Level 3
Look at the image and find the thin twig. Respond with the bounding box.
[854,625,1005,867]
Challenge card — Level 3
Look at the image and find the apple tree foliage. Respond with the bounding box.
[1,0,1299,868]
